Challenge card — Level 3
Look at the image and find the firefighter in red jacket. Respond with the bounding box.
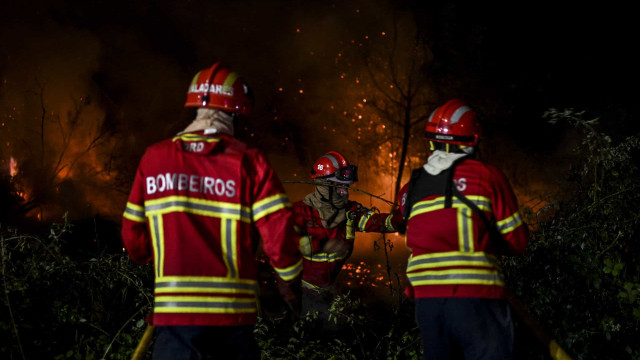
[293,151,404,315]
[121,62,302,360]
[399,99,529,360]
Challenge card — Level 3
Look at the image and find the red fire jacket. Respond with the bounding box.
[121,132,302,326]
[293,201,403,289]
[398,158,528,299]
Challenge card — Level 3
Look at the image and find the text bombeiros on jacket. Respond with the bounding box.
[146,172,236,197]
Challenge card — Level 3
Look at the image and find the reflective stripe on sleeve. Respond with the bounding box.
[384,214,396,232]
[497,212,523,234]
[252,193,291,222]
[273,259,303,281]
[357,209,375,232]
[123,202,146,222]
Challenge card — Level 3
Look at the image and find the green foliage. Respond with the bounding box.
[255,294,421,360]
[1,107,639,359]
[0,216,154,359]
[504,109,640,360]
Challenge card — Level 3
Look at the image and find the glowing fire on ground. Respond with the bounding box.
[342,261,389,288]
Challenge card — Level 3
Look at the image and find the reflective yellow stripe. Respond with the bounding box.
[149,215,165,277]
[190,71,201,87]
[127,202,144,212]
[252,193,291,222]
[123,202,145,222]
[407,251,500,272]
[301,280,320,290]
[409,195,491,220]
[303,252,347,262]
[172,133,221,143]
[273,259,303,281]
[145,196,251,222]
[346,219,355,240]
[221,219,239,278]
[549,340,573,360]
[497,211,523,234]
[154,295,256,314]
[123,212,145,223]
[358,210,375,232]
[222,72,239,94]
[384,214,396,232]
[407,268,504,286]
[155,276,258,295]
[457,207,474,252]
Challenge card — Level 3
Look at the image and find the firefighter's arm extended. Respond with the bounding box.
[490,166,529,255]
[249,150,303,314]
[347,202,405,234]
[121,159,153,264]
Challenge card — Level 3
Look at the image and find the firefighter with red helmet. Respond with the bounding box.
[121,62,302,360]
[292,151,404,316]
[398,99,529,359]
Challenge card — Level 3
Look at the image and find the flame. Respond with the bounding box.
[9,156,17,177]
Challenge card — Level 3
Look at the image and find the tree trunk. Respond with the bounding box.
[394,101,412,204]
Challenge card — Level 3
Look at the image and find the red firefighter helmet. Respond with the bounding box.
[310,151,358,184]
[425,99,481,146]
[184,62,253,115]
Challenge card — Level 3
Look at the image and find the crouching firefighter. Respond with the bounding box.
[121,62,302,360]
[293,151,404,318]
[398,99,529,360]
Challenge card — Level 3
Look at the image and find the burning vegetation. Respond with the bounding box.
[2,1,640,359]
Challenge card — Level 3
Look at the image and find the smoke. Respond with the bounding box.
[0,0,574,225]
[0,0,403,221]
[0,4,122,220]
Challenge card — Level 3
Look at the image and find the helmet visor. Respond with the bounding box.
[335,165,358,182]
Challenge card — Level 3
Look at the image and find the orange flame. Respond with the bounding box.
[9,156,17,177]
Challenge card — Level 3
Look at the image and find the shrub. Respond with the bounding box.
[0,217,154,359]
[504,109,640,360]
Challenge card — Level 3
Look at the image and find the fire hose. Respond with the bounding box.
[128,293,572,359]
[130,324,155,360]
[505,290,573,360]
[285,180,572,359]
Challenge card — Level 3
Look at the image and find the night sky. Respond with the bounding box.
[1,0,638,221]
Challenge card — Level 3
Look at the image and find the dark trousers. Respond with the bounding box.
[415,297,514,360]
[152,325,259,360]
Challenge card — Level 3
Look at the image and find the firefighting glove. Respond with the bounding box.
[346,203,367,220]
[277,276,302,318]
[299,236,312,257]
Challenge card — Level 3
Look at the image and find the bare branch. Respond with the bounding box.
[283,180,394,205]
